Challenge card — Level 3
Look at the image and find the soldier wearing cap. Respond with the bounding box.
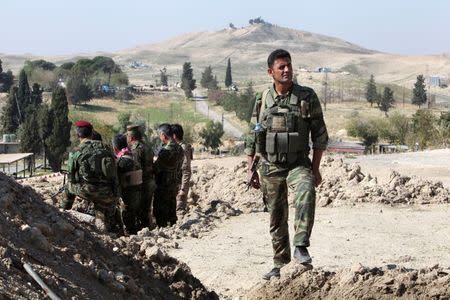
[63,120,121,233]
[127,124,156,229]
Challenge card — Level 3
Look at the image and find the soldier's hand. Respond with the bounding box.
[312,169,322,187]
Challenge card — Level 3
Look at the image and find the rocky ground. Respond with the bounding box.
[5,149,450,299]
[0,172,217,299]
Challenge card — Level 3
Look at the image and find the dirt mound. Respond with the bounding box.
[247,262,450,300]
[20,161,264,250]
[0,172,217,299]
[317,157,449,206]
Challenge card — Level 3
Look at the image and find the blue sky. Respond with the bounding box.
[1,0,449,55]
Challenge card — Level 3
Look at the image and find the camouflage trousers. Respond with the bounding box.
[153,184,178,227]
[63,183,122,233]
[138,178,156,229]
[259,162,316,268]
[121,187,142,234]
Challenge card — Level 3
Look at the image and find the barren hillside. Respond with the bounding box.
[2,24,450,92]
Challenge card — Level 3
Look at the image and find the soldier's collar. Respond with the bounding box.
[270,83,294,100]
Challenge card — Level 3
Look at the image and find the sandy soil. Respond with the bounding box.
[169,150,450,298]
[342,149,450,188]
[169,205,450,299]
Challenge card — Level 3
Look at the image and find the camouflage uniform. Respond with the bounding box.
[176,141,193,207]
[245,84,328,268]
[116,150,142,234]
[129,138,156,229]
[153,140,184,227]
[63,139,120,232]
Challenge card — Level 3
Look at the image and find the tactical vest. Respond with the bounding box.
[256,85,311,164]
[117,154,143,188]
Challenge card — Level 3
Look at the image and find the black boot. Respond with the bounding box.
[262,267,280,280]
[293,246,312,264]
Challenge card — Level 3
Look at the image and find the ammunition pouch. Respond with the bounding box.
[263,107,305,164]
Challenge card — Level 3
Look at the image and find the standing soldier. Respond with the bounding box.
[127,124,156,230]
[171,124,193,212]
[245,49,328,280]
[153,123,184,227]
[63,120,121,233]
[112,134,142,234]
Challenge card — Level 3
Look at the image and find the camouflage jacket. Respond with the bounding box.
[244,83,329,158]
[129,139,153,180]
[154,140,184,187]
[67,139,117,202]
[177,141,193,193]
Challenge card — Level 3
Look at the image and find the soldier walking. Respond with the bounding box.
[153,123,184,227]
[245,49,328,280]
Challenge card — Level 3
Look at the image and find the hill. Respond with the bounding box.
[2,23,450,95]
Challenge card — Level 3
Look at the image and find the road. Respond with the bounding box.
[194,99,244,138]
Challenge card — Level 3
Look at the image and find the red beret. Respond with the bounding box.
[74,120,93,128]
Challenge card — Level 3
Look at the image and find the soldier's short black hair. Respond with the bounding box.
[76,126,93,138]
[112,134,127,150]
[128,128,142,140]
[171,123,184,140]
[158,123,172,136]
[267,49,291,68]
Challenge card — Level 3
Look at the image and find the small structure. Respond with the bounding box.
[378,144,409,154]
[428,76,441,87]
[327,141,365,154]
[0,134,19,154]
[0,153,35,178]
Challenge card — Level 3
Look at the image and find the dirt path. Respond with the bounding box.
[169,204,450,299]
[195,100,244,138]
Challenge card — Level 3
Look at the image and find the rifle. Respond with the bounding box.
[50,171,67,199]
[245,155,260,191]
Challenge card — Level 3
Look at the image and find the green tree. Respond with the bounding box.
[199,120,224,150]
[200,66,218,90]
[30,83,43,106]
[45,87,72,171]
[18,107,42,155]
[16,69,31,121]
[387,112,411,145]
[365,74,377,107]
[236,81,256,121]
[0,70,14,92]
[66,74,92,105]
[225,58,232,88]
[411,75,427,107]
[90,56,116,84]
[117,112,131,133]
[181,62,196,98]
[379,87,395,116]
[437,111,450,147]
[411,109,437,148]
[347,117,379,151]
[0,59,2,74]
[0,87,20,133]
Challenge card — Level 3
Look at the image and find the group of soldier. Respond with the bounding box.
[62,120,192,234]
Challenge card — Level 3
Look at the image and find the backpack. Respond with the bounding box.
[77,140,117,185]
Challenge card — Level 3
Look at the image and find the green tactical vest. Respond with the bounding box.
[256,85,312,164]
